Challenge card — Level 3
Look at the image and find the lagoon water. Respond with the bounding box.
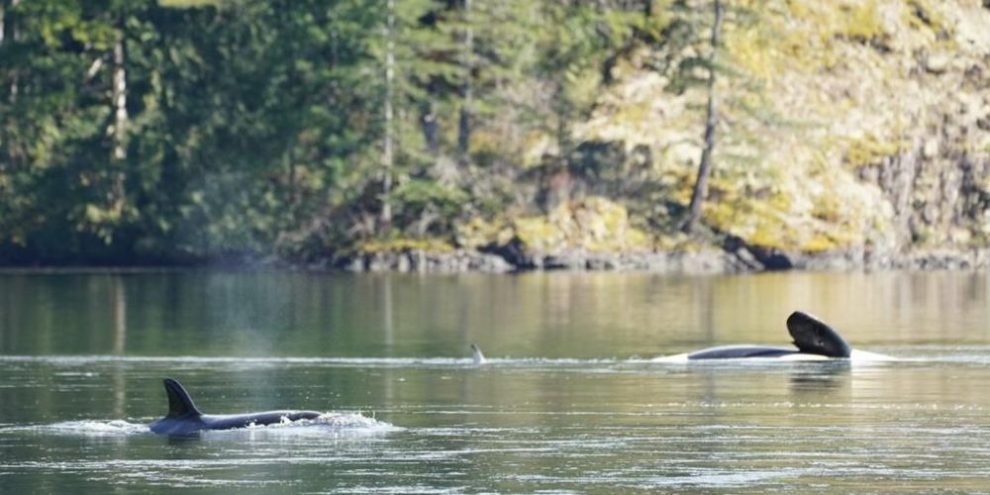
[2,271,990,493]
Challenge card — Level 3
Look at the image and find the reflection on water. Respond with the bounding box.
[2,271,990,358]
[1,271,990,493]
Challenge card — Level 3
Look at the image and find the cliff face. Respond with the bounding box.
[577,0,990,258]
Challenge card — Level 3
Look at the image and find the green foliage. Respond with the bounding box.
[0,0,743,264]
[1,0,389,263]
[11,0,981,264]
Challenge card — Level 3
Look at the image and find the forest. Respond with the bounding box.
[2,0,990,268]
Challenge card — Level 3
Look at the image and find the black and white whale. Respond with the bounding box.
[655,311,891,362]
[149,378,323,436]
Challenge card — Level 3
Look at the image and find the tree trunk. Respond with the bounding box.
[682,0,723,235]
[380,0,395,232]
[111,33,128,161]
[421,100,439,154]
[109,28,128,221]
[456,0,473,166]
[6,0,20,103]
[287,150,297,207]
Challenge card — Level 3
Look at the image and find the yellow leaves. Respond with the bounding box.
[843,133,903,167]
[521,132,557,169]
[725,21,780,82]
[514,216,566,252]
[698,160,886,254]
[776,0,891,68]
[841,0,887,43]
[514,197,651,252]
[84,204,107,224]
[456,197,651,253]
[84,201,124,225]
[455,217,510,249]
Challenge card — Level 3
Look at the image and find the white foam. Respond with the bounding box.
[649,353,690,363]
[0,420,149,437]
[204,412,400,439]
[243,412,396,431]
[848,349,898,362]
[0,413,398,438]
[649,348,898,364]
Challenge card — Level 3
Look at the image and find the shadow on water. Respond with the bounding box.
[788,361,851,392]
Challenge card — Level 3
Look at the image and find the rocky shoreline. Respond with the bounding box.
[3,246,987,274]
[331,244,990,274]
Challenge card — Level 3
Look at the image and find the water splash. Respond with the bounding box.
[0,413,398,438]
[1,420,149,437]
[235,412,401,437]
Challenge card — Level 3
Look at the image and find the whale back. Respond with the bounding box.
[163,378,203,418]
[687,345,800,360]
[786,311,851,358]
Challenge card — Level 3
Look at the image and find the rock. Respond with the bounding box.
[344,257,364,272]
[366,253,393,272]
[923,53,950,74]
[483,237,534,269]
[922,138,939,159]
[543,251,587,270]
[325,243,990,274]
[470,253,513,273]
[586,254,620,270]
[408,250,426,272]
[395,253,410,272]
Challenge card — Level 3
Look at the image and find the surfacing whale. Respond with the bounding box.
[470,343,486,365]
[149,378,322,436]
[660,311,871,361]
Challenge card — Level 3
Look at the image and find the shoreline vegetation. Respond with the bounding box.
[338,246,990,274]
[3,1,990,270]
[4,244,990,274]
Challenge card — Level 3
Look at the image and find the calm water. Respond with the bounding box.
[1,271,990,494]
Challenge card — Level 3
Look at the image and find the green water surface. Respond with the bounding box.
[2,271,989,493]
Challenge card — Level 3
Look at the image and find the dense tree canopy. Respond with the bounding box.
[0,0,660,264]
[4,0,988,266]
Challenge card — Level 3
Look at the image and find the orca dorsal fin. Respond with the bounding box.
[786,311,852,358]
[470,343,486,365]
[163,378,203,418]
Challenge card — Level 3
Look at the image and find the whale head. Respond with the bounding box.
[786,311,852,358]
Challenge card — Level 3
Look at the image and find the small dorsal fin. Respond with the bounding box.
[163,378,203,417]
[786,311,852,358]
[469,343,486,365]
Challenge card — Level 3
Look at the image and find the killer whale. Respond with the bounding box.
[470,343,486,365]
[661,311,870,361]
[149,378,323,436]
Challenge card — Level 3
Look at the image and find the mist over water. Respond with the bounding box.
[2,271,990,493]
